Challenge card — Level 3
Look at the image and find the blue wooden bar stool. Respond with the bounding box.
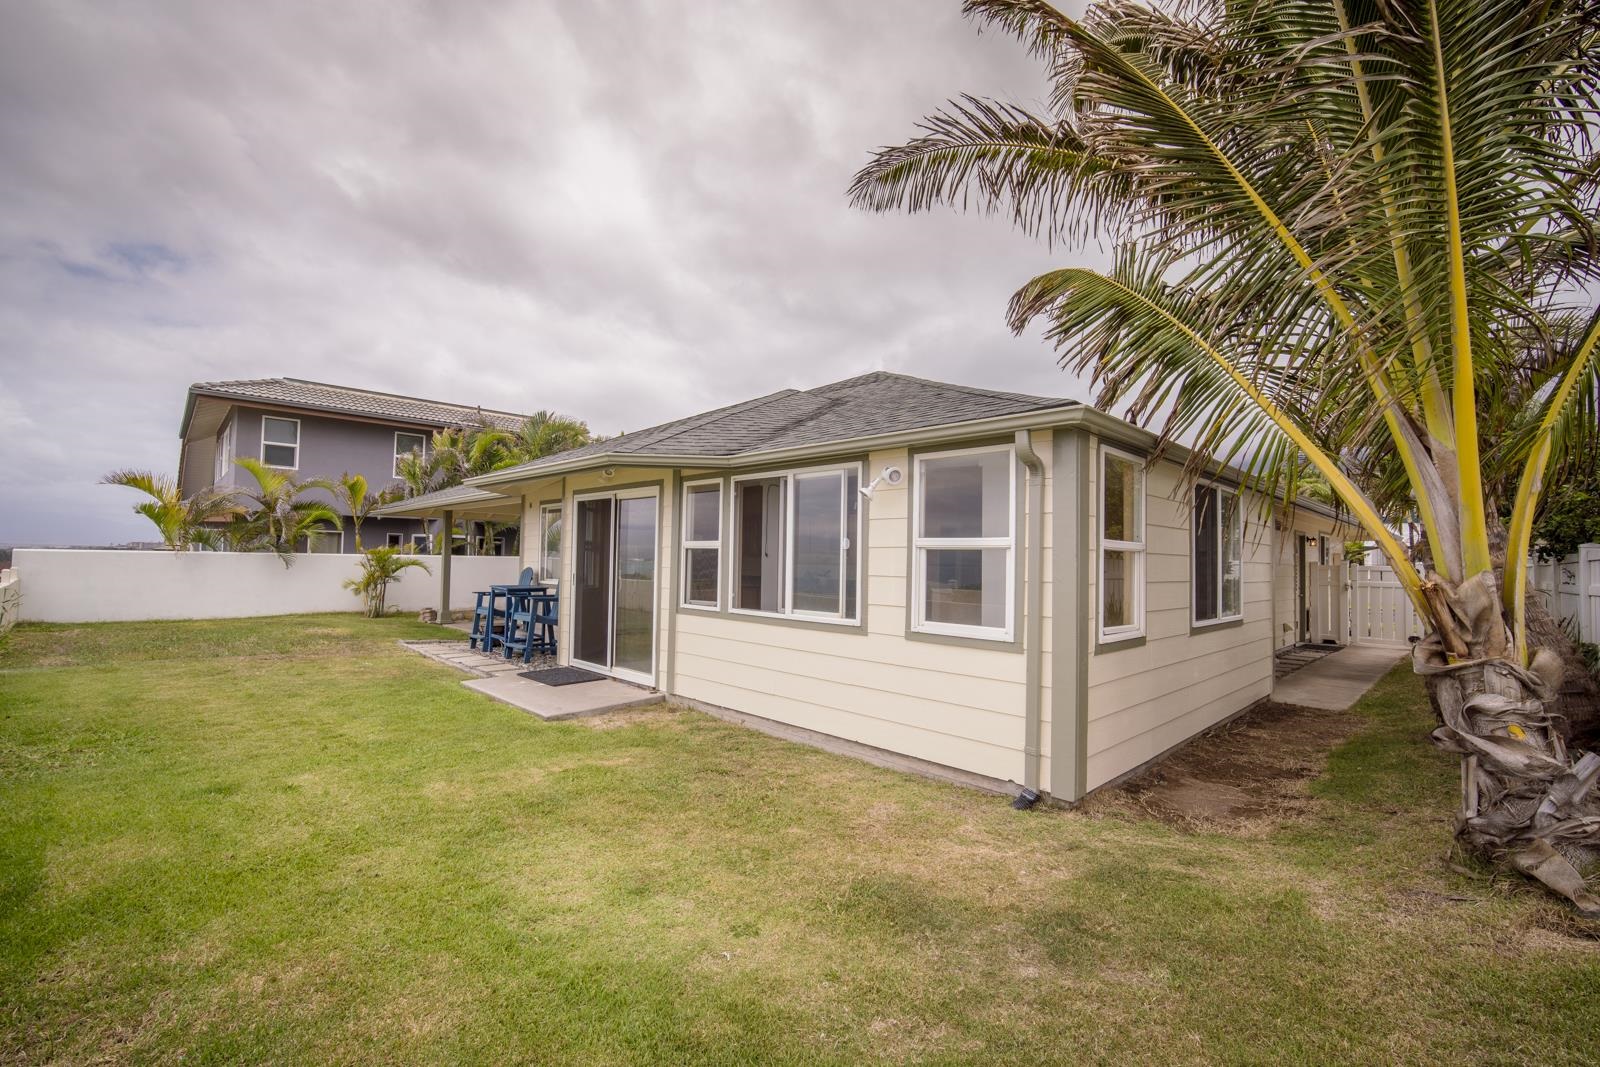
[501,592,557,663]
[468,591,493,652]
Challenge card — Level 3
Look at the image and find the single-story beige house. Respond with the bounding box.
[378,372,1350,803]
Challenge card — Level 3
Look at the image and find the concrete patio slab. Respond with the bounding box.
[399,638,662,720]
[1272,644,1408,711]
[400,638,553,678]
[462,673,663,721]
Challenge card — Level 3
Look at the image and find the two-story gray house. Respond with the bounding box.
[177,378,532,553]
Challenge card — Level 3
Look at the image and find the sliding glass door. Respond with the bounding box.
[571,489,658,685]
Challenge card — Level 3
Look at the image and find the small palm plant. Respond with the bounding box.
[101,470,237,550]
[343,546,431,618]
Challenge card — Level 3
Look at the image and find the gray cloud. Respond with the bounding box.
[0,0,1100,545]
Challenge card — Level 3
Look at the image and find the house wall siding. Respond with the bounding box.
[661,437,1055,791]
[1082,441,1275,791]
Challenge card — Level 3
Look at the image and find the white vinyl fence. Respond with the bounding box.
[1349,564,1425,647]
[10,549,521,624]
[1527,543,1600,645]
[0,568,19,635]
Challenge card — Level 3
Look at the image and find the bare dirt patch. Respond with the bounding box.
[1080,701,1363,833]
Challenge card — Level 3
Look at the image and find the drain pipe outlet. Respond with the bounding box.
[1014,429,1045,803]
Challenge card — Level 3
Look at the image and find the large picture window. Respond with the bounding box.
[912,445,1014,640]
[732,464,860,623]
[261,416,300,469]
[1099,447,1145,642]
[682,481,722,609]
[1193,484,1243,625]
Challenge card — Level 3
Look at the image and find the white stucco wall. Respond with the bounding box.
[11,549,519,623]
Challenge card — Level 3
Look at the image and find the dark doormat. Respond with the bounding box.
[520,666,606,686]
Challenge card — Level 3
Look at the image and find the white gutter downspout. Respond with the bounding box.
[1015,429,1045,803]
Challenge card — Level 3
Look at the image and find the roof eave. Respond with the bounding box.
[183,386,525,432]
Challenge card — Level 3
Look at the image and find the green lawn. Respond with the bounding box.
[1,616,1596,1064]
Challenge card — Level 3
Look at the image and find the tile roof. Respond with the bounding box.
[186,377,531,432]
[479,371,1077,481]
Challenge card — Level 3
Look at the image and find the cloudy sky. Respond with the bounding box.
[1,0,1102,546]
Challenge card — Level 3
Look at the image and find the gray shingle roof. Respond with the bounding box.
[371,484,520,516]
[479,372,1077,481]
[186,378,531,432]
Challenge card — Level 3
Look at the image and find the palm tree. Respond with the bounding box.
[395,448,444,500]
[510,410,592,464]
[852,0,1600,912]
[101,470,237,550]
[332,472,385,552]
[230,458,343,563]
[343,546,431,618]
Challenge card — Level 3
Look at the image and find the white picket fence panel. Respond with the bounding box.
[1349,564,1424,647]
[1528,544,1600,645]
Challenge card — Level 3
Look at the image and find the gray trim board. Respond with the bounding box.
[1051,428,1090,802]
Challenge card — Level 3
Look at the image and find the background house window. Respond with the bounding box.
[733,466,859,621]
[1193,484,1243,624]
[394,431,428,478]
[682,481,722,608]
[411,533,432,553]
[305,529,342,554]
[539,503,563,580]
[261,416,300,469]
[913,446,1013,639]
[386,533,404,548]
[1100,447,1145,641]
[213,420,234,482]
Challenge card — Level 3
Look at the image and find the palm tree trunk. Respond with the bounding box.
[1420,572,1600,916]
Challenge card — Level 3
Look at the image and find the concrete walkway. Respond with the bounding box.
[1272,644,1408,711]
[400,639,664,721]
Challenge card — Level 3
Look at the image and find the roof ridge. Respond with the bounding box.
[818,370,1065,406]
[639,389,808,450]
[271,377,532,420]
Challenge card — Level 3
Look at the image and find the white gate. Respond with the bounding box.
[1350,564,1424,647]
[1306,561,1346,644]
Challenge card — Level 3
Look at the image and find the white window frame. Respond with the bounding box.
[728,461,863,626]
[393,431,429,479]
[260,416,301,471]
[1098,445,1146,644]
[911,444,1016,642]
[680,478,723,611]
[386,532,404,549]
[411,532,432,553]
[305,528,343,554]
[214,419,235,483]
[1192,482,1244,627]
[538,502,563,581]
